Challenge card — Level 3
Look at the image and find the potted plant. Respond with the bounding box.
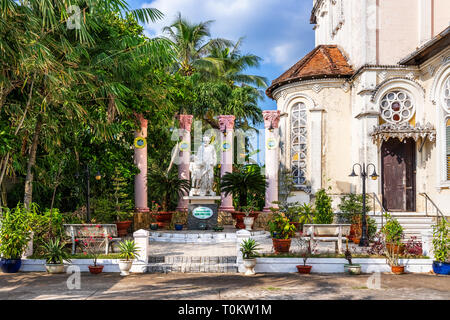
[148,169,190,229]
[242,200,258,231]
[42,238,72,274]
[172,211,187,231]
[294,236,318,274]
[339,194,371,242]
[220,165,267,229]
[240,238,260,275]
[78,226,110,274]
[313,188,334,225]
[118,240,140,276]
[111,169,134,237]
[431,218,450,275]
[0,205,32,273]
[381,213,405,254]
[344,240,361,275]
[268,212,297,254]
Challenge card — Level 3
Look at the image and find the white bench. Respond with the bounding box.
[64,224,122,255]
[302,224,351,254]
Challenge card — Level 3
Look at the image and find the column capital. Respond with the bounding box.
[135,113,148,128]
[218,115,236,131]
[262,110,281,129]
[176,114,194,131]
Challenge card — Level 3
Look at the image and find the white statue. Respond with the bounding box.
[189,136,217,197]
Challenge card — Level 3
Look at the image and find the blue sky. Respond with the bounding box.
[126,0,316,111]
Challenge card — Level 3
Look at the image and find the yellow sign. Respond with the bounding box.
[134,137,147,149]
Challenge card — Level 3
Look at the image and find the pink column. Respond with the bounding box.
[176,115,193,211]
[134,114,149,213]
[219,115,236,212]
[263,111,281,212]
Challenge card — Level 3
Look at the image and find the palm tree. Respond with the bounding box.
[148,169,190,212]
[162,13,232,77]
[205,38,268,88]
[220,165,267,210]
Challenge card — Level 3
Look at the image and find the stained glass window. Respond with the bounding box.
[291,103,307,185]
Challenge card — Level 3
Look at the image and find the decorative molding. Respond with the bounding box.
[371,122,436,145]
[218,115,236,131]
[272,78,348,99]
[176,114,194,131]
[262,110,281,129]
[370,77,426,103]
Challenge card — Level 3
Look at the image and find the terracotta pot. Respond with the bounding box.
[115,221,132,237]
[88,265,104,275]
[154,212,174,229]
[232,212,260,229]
[296,265,312,274]
[353,238,361,245]
[272,238,292,254]
[391,265,405,275]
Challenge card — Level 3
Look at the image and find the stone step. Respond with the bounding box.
[147,255,238,273]
[149,230,270,244]
[147,263,238,273]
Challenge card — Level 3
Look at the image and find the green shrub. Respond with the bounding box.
[381,213,404,244]
[41,238,72,265]
[267,212,297,239]
[0,204,33,259]
[314,189,333,224]
[432,218,449,263]
[240,239,260,259]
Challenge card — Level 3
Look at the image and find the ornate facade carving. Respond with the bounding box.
[176,114,194,131]
[262,110,281,129]
[371,122,436,145]
[218,115,236,131]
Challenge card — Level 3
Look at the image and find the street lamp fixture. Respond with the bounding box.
[349,162,379,247]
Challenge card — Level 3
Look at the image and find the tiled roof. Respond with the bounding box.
[266,45,354,99]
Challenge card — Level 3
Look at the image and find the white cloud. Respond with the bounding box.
[141,0,314,70]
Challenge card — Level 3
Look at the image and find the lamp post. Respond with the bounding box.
[349,163,379,247]
[77,164,102,223]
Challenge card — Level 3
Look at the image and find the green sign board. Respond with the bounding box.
[192,207,214,220]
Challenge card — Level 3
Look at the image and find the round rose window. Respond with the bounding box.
[380,90,415,124]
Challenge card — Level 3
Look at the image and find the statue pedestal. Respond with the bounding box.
[184,196,221,230]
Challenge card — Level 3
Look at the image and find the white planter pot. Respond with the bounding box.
[243,217,254,231]
[45,264,65,274]
[119,260,133,276]
[243,259,257,275]
[344,264,361,275]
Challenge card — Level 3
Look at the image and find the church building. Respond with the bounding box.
[266,0,450,219]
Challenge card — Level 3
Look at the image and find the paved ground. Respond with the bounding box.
[0,272,448,300]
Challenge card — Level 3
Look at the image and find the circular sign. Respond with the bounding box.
[222,142,231,151]
[134,137,147,149]
[192,207,214,220]
[267,138,277,150]
[179,141,189,152]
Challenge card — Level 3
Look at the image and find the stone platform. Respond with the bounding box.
[149,227,270,244]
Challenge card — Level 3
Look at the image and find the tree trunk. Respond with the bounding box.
[24,114,43,209]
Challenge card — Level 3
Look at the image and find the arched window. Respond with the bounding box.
[291,103,307,185]
[444,77,450,181]
[380,90,415,124]
[446,118,450,181]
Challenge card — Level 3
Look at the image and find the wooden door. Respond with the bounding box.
[382,138,416,212]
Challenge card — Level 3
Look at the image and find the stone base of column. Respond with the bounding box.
[263,205,279,213]
[219,206,235,212]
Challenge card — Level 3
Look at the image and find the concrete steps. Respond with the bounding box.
[368,213,436,240]
[147,256,238,273]
[149,230,270,244]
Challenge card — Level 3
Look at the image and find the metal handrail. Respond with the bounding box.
[419,193,446,223]
[368,193,388,230]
